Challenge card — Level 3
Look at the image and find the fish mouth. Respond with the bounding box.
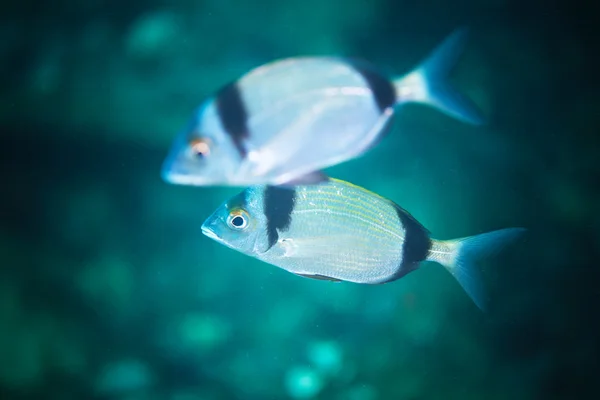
[165,172,208,185]
[201,224,221,241]
[160,155,215,186]
[161,164,212,186]
[162,167,242,187]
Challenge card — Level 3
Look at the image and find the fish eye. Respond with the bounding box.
[188,137,212,159]
[227,209,249,230]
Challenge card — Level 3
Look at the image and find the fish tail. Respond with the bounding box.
[392,27,485,125]
[427,227,526,311]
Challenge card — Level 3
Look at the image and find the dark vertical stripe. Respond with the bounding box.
[349,60,397,112]
[215,82,250,157]
[263,185,296,249]
[393,203,431,276]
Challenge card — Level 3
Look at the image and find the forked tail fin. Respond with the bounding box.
[392,28,485,125]
[428,227,527,310]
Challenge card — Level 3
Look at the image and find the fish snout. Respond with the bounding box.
[201,222,221,241]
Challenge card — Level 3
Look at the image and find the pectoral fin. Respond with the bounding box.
[294,272,342,282]
[277,171,329,187]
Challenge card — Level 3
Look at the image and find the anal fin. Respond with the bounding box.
[295,272,342,282]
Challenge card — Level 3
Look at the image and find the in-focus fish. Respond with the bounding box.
[201,179,525,310]
[162,28,484,187]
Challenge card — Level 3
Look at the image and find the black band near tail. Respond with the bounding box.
[215,82,250,158]
[350,61,397,113]
[263,185,297,249]
[394,203,431,271]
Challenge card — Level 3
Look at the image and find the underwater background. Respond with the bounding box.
[1,0,599,399]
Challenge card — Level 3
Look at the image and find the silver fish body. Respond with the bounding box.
[201,179,525,310]
[162,29,484,187]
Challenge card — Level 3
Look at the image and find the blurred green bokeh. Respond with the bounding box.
[1,0,599,399]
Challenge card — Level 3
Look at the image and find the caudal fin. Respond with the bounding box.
[392,28,485,125]
[429,227,526,311]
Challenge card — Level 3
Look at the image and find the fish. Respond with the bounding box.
[162,28,484,187]
[201,178,525,311]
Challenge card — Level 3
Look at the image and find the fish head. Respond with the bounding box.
[161,101,244,186]
[201,186,270,255]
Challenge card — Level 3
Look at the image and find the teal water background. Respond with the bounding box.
[0,0,598,399]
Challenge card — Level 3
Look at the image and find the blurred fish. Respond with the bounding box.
[162,28,484,187]
[201,179,525,310]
